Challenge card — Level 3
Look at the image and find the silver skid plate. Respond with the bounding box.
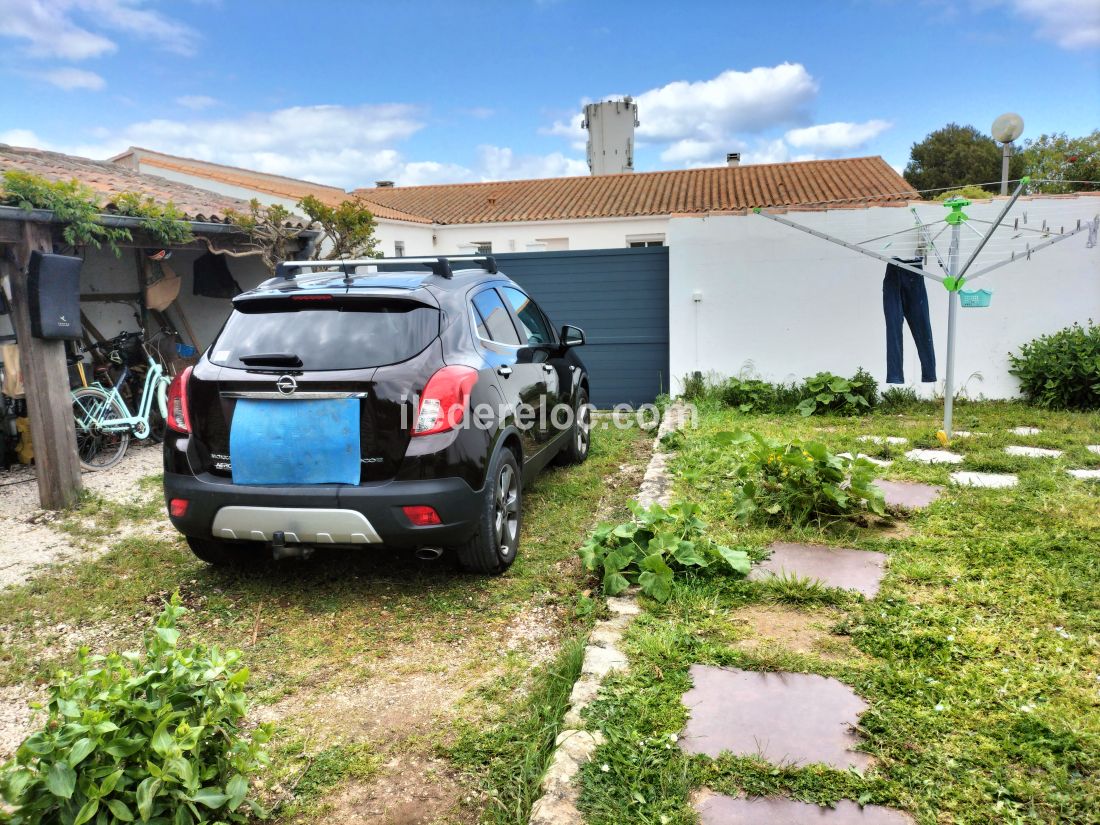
[211,507,382,544]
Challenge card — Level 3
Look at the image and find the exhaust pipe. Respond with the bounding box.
[415,546,443,561]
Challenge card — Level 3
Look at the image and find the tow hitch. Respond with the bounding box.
[271,531,315,561]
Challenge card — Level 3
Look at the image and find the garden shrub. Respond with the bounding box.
[579,501,750,602]
[718,377,777,413]
[879,386,922,413]
[1008,321,1100,410]
[796,369,878,416]
[721,430,885,525]
[0,595,271,824]
[680,372,706,402]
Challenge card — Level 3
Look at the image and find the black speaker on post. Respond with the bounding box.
[28,251,83,340]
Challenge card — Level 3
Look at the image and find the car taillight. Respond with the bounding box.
[413,366,478,436]
[167,366,192,434]
[402,505,441,526]
[169,498,189,518]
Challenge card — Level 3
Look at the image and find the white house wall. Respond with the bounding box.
[428,216,671,255]
[668,197,1100,399]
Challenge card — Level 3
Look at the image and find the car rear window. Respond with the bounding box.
[210,298,439,371]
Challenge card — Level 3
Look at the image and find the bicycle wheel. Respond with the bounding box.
[72,387,131,471]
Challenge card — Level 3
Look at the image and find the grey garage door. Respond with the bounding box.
[494,247,669,409]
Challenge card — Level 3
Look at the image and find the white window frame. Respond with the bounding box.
[625,233,665,248]
[393,241,405,257]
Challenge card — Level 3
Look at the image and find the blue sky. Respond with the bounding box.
[1,0,1097,189]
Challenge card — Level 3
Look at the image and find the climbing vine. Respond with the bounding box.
[0,170,193,253]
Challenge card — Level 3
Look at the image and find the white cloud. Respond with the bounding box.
[546,64,822,167]
[634,64,817,144]
[39,66,105,90]
[784,119,892,152]
[476,145,587,181]
[0,0,197,61]
[1009,0,1100,49]
[175,95,220,111]
[7,105,586,191]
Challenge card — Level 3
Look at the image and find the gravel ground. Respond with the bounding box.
[0,443,164,590]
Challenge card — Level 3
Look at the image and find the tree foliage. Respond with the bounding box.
[904,123,1024,194]
[298,195,380,260]
[226,196,382,273]
[1019,131,1100,193]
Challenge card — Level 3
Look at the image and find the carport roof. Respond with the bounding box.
[352,156,918,225]
[111,147,433,224]
[1,143,309,226]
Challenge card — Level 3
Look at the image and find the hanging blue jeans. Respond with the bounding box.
[883,260,936,384]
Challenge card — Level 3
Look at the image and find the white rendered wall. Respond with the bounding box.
[668,196,1100,399]
[429,216,670,255]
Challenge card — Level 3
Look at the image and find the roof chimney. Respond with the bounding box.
[726,153,741,168]
[375,180,394,188]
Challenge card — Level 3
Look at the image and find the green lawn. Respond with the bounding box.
[0,421,651,823]
[578,400,1100,825]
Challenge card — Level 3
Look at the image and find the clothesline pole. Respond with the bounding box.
[943,200,964,438]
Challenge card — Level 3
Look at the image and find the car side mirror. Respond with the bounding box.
[561,325,585,347]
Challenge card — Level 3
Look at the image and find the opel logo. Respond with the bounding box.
[276,375,298,395]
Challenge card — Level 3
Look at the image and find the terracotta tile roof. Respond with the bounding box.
[0,143,310,226]
[112,147,432,224]
[353,157,917,225]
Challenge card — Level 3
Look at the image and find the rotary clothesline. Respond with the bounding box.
[754,178,1098,437]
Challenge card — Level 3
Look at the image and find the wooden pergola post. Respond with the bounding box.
[1,219,83,509]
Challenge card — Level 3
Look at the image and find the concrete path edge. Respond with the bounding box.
[527,402,690,825]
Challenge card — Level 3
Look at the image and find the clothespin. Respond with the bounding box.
[1026,243,1032,261]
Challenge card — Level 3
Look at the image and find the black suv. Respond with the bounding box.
[162,255,590,574]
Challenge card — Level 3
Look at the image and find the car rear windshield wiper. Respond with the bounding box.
[239,352,304,367]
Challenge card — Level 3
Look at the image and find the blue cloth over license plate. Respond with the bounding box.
[229,399,360,485]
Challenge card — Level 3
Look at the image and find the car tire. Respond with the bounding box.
[186,536,263,567]
[452,447,521,575]
[557,388,591,465]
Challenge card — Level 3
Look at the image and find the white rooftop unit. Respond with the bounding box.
[582,97,638,176]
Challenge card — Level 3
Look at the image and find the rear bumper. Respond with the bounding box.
[164,471,483,548]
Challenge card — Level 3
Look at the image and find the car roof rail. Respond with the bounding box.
[274,255,497,282]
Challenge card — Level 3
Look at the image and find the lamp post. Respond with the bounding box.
[992,113,1024,196]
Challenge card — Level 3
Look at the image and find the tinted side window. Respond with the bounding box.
[501,287,553,345]
[472,289,521,346]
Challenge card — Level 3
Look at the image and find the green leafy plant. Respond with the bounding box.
[1,172,194,255]
[579,501,750,602]
[721,430,885,525]
[111,192,193,248]
[298,195,380,260]
[0,595,271,824]
[680,372,706,402]
[719,377,777,413]
[1008,321,1100,410]
[797,369,877,417]
[879,386,922,413]
[1,171,129,252]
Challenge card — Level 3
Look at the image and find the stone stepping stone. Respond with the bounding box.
[904,448,964,464]
[951,471,1018,489]
[1087,445,1100,455]
[1010,426,1041,436]
[697,792,914,824]
[1005,445,1063,458]
[873,479,943,509]
[838,452,893,468]
[1067,469,1100,480]
[857,435,908,445]
[749,542,886,598]
[680,665,871,771]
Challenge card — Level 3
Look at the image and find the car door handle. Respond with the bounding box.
[497,365,512,377]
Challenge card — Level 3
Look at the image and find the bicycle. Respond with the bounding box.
[71,330,173,471]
